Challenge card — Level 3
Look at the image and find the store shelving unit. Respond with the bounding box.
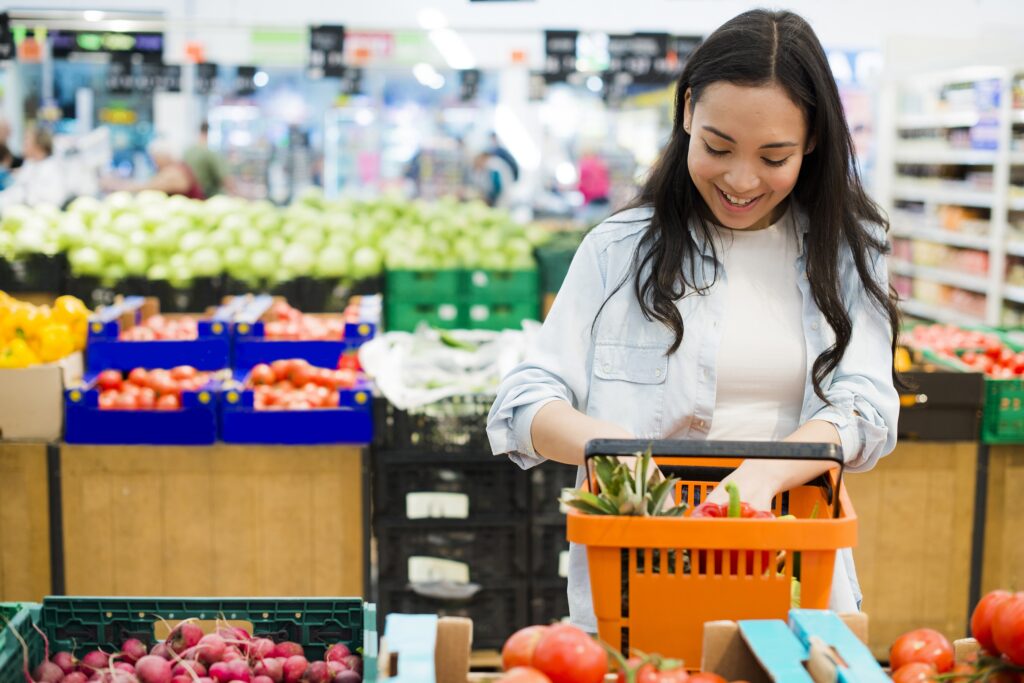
[879,66,1024,325]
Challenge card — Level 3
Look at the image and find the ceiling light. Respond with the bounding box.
[417,8,447,31]
[429,28,475,70]
[254,71,269,88]
[586,76,603,92]
[83,10,105,22]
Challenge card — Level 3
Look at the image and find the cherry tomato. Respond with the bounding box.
[501,626,548,672]
[114,393,138,410]
[250,364,275,386]
[98,390,118,410]
[128,367,149,386]
[973,590,1014,655]
[137,387,157,410]
[170,365,197,381]
[992,593,1024,666]
[288,360,314,387]
[97,369,123,391]
[156,394,180,410]
[891,663,936,683]
[271,360,293,382]
[890,628,954,673]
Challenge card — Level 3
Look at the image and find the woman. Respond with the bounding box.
[102,139,205,199]
[487,9,900,631]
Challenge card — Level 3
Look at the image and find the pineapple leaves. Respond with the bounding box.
[560,445,689,517]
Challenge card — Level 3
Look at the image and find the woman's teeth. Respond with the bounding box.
[723,191,756,206]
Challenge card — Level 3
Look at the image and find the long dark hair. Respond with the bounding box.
[619,9,901,401]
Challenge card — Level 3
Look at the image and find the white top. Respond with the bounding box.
[706,209,807,441]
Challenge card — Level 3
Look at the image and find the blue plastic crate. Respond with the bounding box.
[65,378,219,445]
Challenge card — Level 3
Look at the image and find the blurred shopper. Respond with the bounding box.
[487,132,519,182]
[577,149,613,225]
[184,121,230,197]
[0,126,71,207]
[470,151,514,208]
[0,143,15,190]
[103,139,205,199]
[0,116,22,168]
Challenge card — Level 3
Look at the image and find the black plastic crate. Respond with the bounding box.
[65,275,118,309]
[377,581,528,650]
[530,463,578,520]
[373,395,493,453]
[530,578,569,625]
[4,253,67,292]
[373,450,530,520]
[530,520,569,579]
[376,519,529,582]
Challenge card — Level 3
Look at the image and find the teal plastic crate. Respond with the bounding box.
[386,302,462,331]
[0,598,376,683]
[464,302,539,330]
[463,269,538,303]
[386,270,461,302]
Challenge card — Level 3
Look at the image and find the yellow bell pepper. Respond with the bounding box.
[0,337,41,368]
[51,295,91,351]
[36,323,74,363]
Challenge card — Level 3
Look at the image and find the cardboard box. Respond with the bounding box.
[0,351,82,440]
[378,615,473,683]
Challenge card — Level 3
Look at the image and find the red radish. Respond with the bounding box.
[224,661,250,683]
[172,662,206,678]
[81,651,110,674]
[33,661,64,683]
[300,662,329,683]
[252,660,282,683]
[168,624,203,655]
[64,673,88,683]
[324,664,345,678]
[208,664,231,683]
[121,640,148,665]
[254,677,273,683]
[219,650,244,664]
[282,657,308,683]
[331,673,360,683]
[339,658,359,676]
[53,653,77,675]
[271,643,303,659]
[195,679,213,683]
[194,635,227,666]
[134,656,171,683]
[171,677,191,683]
[149,644,171,661]
[323,645,350,664]
[114,664,135,675]
[248,639,274,662]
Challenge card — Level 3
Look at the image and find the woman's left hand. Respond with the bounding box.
[702,460,778,511]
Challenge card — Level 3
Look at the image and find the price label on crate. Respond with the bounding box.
[408,556,471,584]
[438,304,459,321]
[406,492,470,519]
[558,550,570,578]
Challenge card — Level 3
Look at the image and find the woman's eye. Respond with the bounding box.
[703,142,728,157]
[762,157,791,168]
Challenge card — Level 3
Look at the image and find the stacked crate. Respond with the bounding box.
[528,463,578,625]
[371,396,532,649]
[384,269,539,331]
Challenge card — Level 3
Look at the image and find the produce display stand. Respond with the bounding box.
[56,444,367,598]
[0,442,52,602]
[982,444,1024,595]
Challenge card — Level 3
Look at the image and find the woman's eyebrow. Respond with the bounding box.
[701,125,798,149]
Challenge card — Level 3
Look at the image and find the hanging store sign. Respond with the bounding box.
[607,32,672,86]
[235,65,258,96]
[459,69,481,102]
[543,30,577,84]
[0,13,13,62]
[135,60,163,93]
[338,67,363,95]
[50,30,163,60]
[158,64,181,92]
[105,54,134,94]
[196,62,219,95]
[309,24,346,78]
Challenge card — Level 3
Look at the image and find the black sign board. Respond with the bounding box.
[669,35,701,76]
[158,64,181,92]
[607,32,672,86]
[309,24,346,78]
[105,53,134,94]
[543,30,577,84]
[0,13,13,62]
[459,69,481,102]
[196,62,218,95]
[135,60,162,93]
[235,65,257,96]
[338,67,363,95]
[50,30,164,60]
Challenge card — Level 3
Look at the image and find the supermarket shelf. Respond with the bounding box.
[1007,242,1024,257]
[893,147,997,165]
[892,182,994,208]
[896,111,979,130]
[900,298,984,326]
[1015,110,1024,124]
[1011,152,1024,165]
[1011,197,1024,211]
[1004,285,1024,304]
[888,259,989,293]
[890,226,990,250]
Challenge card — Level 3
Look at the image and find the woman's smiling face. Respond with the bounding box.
[683,81,812,230]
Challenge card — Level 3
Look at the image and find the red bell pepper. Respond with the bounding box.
[690,482,774,575]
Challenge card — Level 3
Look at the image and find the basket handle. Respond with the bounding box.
[583,439,845,519]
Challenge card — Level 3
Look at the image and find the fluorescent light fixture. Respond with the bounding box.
[556,161,578,185]
[429,28,475,70]
[83,10,104,22]
[586,76,603,93]
[417,8,448,31]
[253,71,270,88]
[355,108,375,126]
[413,62,445,90]
[495,104,541,171]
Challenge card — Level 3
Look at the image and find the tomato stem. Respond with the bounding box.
[726,482,741,518]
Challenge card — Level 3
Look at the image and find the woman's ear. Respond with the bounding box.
[682,88,693,134]
[805,135,816,154]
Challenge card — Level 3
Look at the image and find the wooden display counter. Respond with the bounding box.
[983,445,1024,593]
[847,441,978,659]
[0,441,52,601]
[59,444,366,597]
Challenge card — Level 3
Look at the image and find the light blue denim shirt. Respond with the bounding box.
[487,204,899,630]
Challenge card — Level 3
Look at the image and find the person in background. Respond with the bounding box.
[577,148,613,225]
[183,122,230,197]
[0,125,71,207]
[487,132,519,182]
[0,116,23,169]
[0,143,15,190]
[470,151,515,208]
[102,139,205,199]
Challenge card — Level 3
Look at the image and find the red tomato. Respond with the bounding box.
[98,390,118,410]
[891,663,937,683]
[324,391,340,408]
[531,624,607,683]
[150,375,179,397]
[890,629,954,673]
[992,593,1024,666]
[288,360,314,387]
[97,369,123,391]
[171,365,197,381]
[271,359,293,382]
[120,382,141,396]
[497,668,551,683]
[128,367,149,386]
[137,387,157,410]
[114,393,138,410]
[156,394,180,410]
[502,626,548,671]
[961,351,978,364]
[972,590,1014,654]
[250,364,275,386]
[686,675,726,683]
[949,663,976,683]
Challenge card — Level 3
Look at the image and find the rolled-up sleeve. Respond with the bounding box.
[810,229,899,472]
[488,234,606,469]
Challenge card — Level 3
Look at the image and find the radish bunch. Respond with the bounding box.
[11,621,363,683]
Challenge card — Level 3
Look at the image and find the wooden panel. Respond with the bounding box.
[846,441,977,659]
[61,444,364,597]
[983,446,1024,593]
[0,442,51,601]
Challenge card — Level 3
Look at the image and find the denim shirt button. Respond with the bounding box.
[811,322,819,330]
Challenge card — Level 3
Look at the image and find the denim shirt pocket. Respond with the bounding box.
[589,342,668,437]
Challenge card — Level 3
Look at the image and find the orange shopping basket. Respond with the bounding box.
[566,439,857,668]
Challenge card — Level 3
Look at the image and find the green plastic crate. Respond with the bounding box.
[465,302,539,330]
[386,270,461,302]
[535,234,584,294]
[0,598,376,683]
[463,269,538,303]
[386,301,462,331]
